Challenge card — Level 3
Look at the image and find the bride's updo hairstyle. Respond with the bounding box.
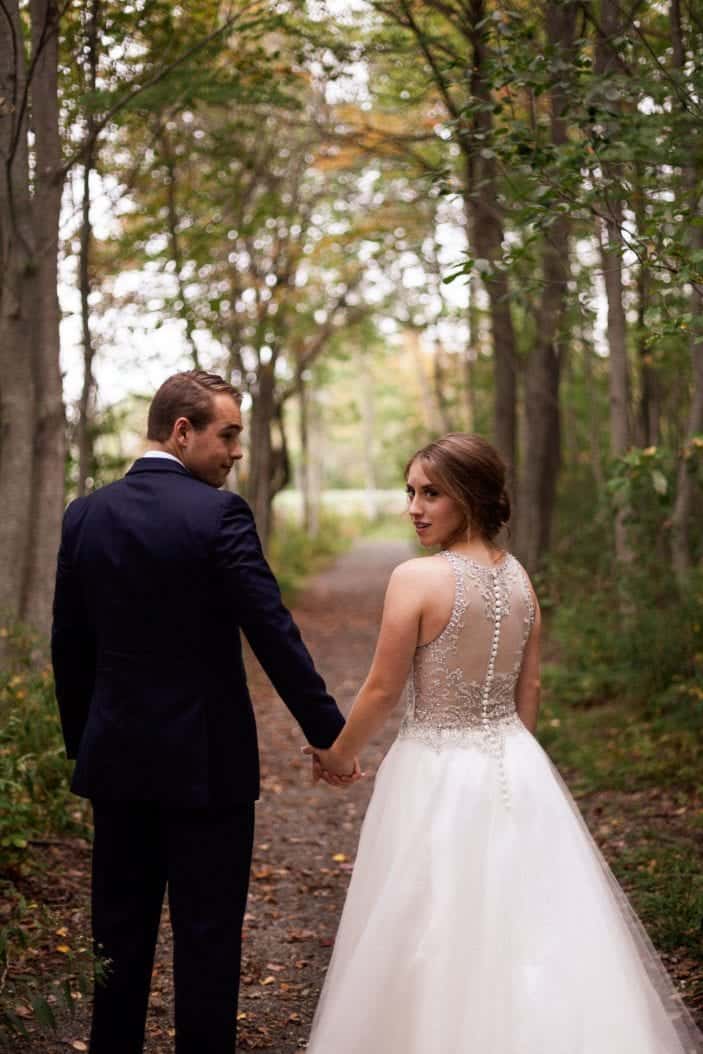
[406,433,511,542]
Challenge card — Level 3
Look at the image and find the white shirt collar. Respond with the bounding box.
[141,450,184,465]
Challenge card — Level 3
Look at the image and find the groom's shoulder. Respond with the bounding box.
[62,482,120,522]
[211,488,256,527]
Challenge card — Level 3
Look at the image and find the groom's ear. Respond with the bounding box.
[173,415,195,446]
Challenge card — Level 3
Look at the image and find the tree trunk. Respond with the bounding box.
[669,0,702,581]
[431,339,452,433]
[77,0,100,498]
[463,273,479,432]
[247,360,275,549]
[514,0,576,573]
[407,328,443,434]
[357,348,379,521]
[78,149,97,497]
[465,0,517,492]
[22,0,67,637]
[671,300,703,581]
[594,0,632,569]
[582,325,605,496]
[633,164,659,448]
[0,1,36,633]
[297,371,313,532]
[162,127,201,369]
[307,392,322,539]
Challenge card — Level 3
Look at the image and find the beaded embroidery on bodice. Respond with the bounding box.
[397,551,535,802]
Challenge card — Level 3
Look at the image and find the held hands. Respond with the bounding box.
[301,744,364,789]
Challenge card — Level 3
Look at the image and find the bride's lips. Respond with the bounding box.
[414,522,431,533]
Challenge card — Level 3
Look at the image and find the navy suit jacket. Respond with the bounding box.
[51,457,345,806]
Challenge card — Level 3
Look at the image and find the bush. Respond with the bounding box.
[0,623,91,1045]
[544,562,703,714]
[0,629,85,866]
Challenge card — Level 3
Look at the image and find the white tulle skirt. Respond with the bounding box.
[307,724,702,1053]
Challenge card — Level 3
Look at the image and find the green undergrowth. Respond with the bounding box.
[268,509,362,601]
[536,555,703,1012]
[538,687,703,1010]
[0,624,92,1045]
[538,686,703,796]
[360,513,415,543]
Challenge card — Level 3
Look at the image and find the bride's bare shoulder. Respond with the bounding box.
[389,554,453,590]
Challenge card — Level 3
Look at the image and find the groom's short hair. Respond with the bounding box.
[147,370,242,441]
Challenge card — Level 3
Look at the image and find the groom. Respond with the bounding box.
[51,369,356,1054]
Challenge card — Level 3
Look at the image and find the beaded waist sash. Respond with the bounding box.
[396,711,524,752]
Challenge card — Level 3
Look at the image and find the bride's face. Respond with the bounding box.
[406,459,467,549]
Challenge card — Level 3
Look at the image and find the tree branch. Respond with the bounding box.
[59,1,265,179]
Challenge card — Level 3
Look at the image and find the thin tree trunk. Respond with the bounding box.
[0,0,36,632]
[247,360,275,549]
[463,273,479,432]
[77,0,100,498]
[309,396,322,539]
[465,0,517,492]
[431,339,452,433]
[357,348,379,521]
[671,301,703,580]
[297,370,312,532]
[407,328,442,433]
[162,127,201,368]
[23,0,67,637]
[78,153,97,496]
[670,0,703,580]
[633,164,659,448]
[594,0,632,569]
[582,326,605,496]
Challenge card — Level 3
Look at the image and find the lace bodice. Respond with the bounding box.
[397,551,535,805]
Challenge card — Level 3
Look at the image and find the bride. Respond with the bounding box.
[305,433,702,1053]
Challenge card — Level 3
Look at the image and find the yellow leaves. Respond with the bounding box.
[332,852,347,863]
[56,944,71,954]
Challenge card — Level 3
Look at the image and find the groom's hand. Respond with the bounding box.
[301,746,363,788]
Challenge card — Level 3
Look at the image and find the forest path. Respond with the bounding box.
[235,538,413,1052]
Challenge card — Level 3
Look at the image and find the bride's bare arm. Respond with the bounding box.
[323,561,425,766]
[515,588,542,734]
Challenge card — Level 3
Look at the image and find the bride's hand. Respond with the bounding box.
[302,745,363,788]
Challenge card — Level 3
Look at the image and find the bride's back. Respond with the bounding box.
[400,551,535,748]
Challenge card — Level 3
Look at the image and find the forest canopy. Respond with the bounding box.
[0,0,702,636]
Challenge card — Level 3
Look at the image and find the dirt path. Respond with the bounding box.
[29,539,412,1053]
[234,539,413,1052]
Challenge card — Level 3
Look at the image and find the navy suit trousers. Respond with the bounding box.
[89,799,254,1054]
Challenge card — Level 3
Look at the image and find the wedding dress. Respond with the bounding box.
[306,551,702,1053]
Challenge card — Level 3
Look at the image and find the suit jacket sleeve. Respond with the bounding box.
[51,500,96,759]
[214,492,345,748]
